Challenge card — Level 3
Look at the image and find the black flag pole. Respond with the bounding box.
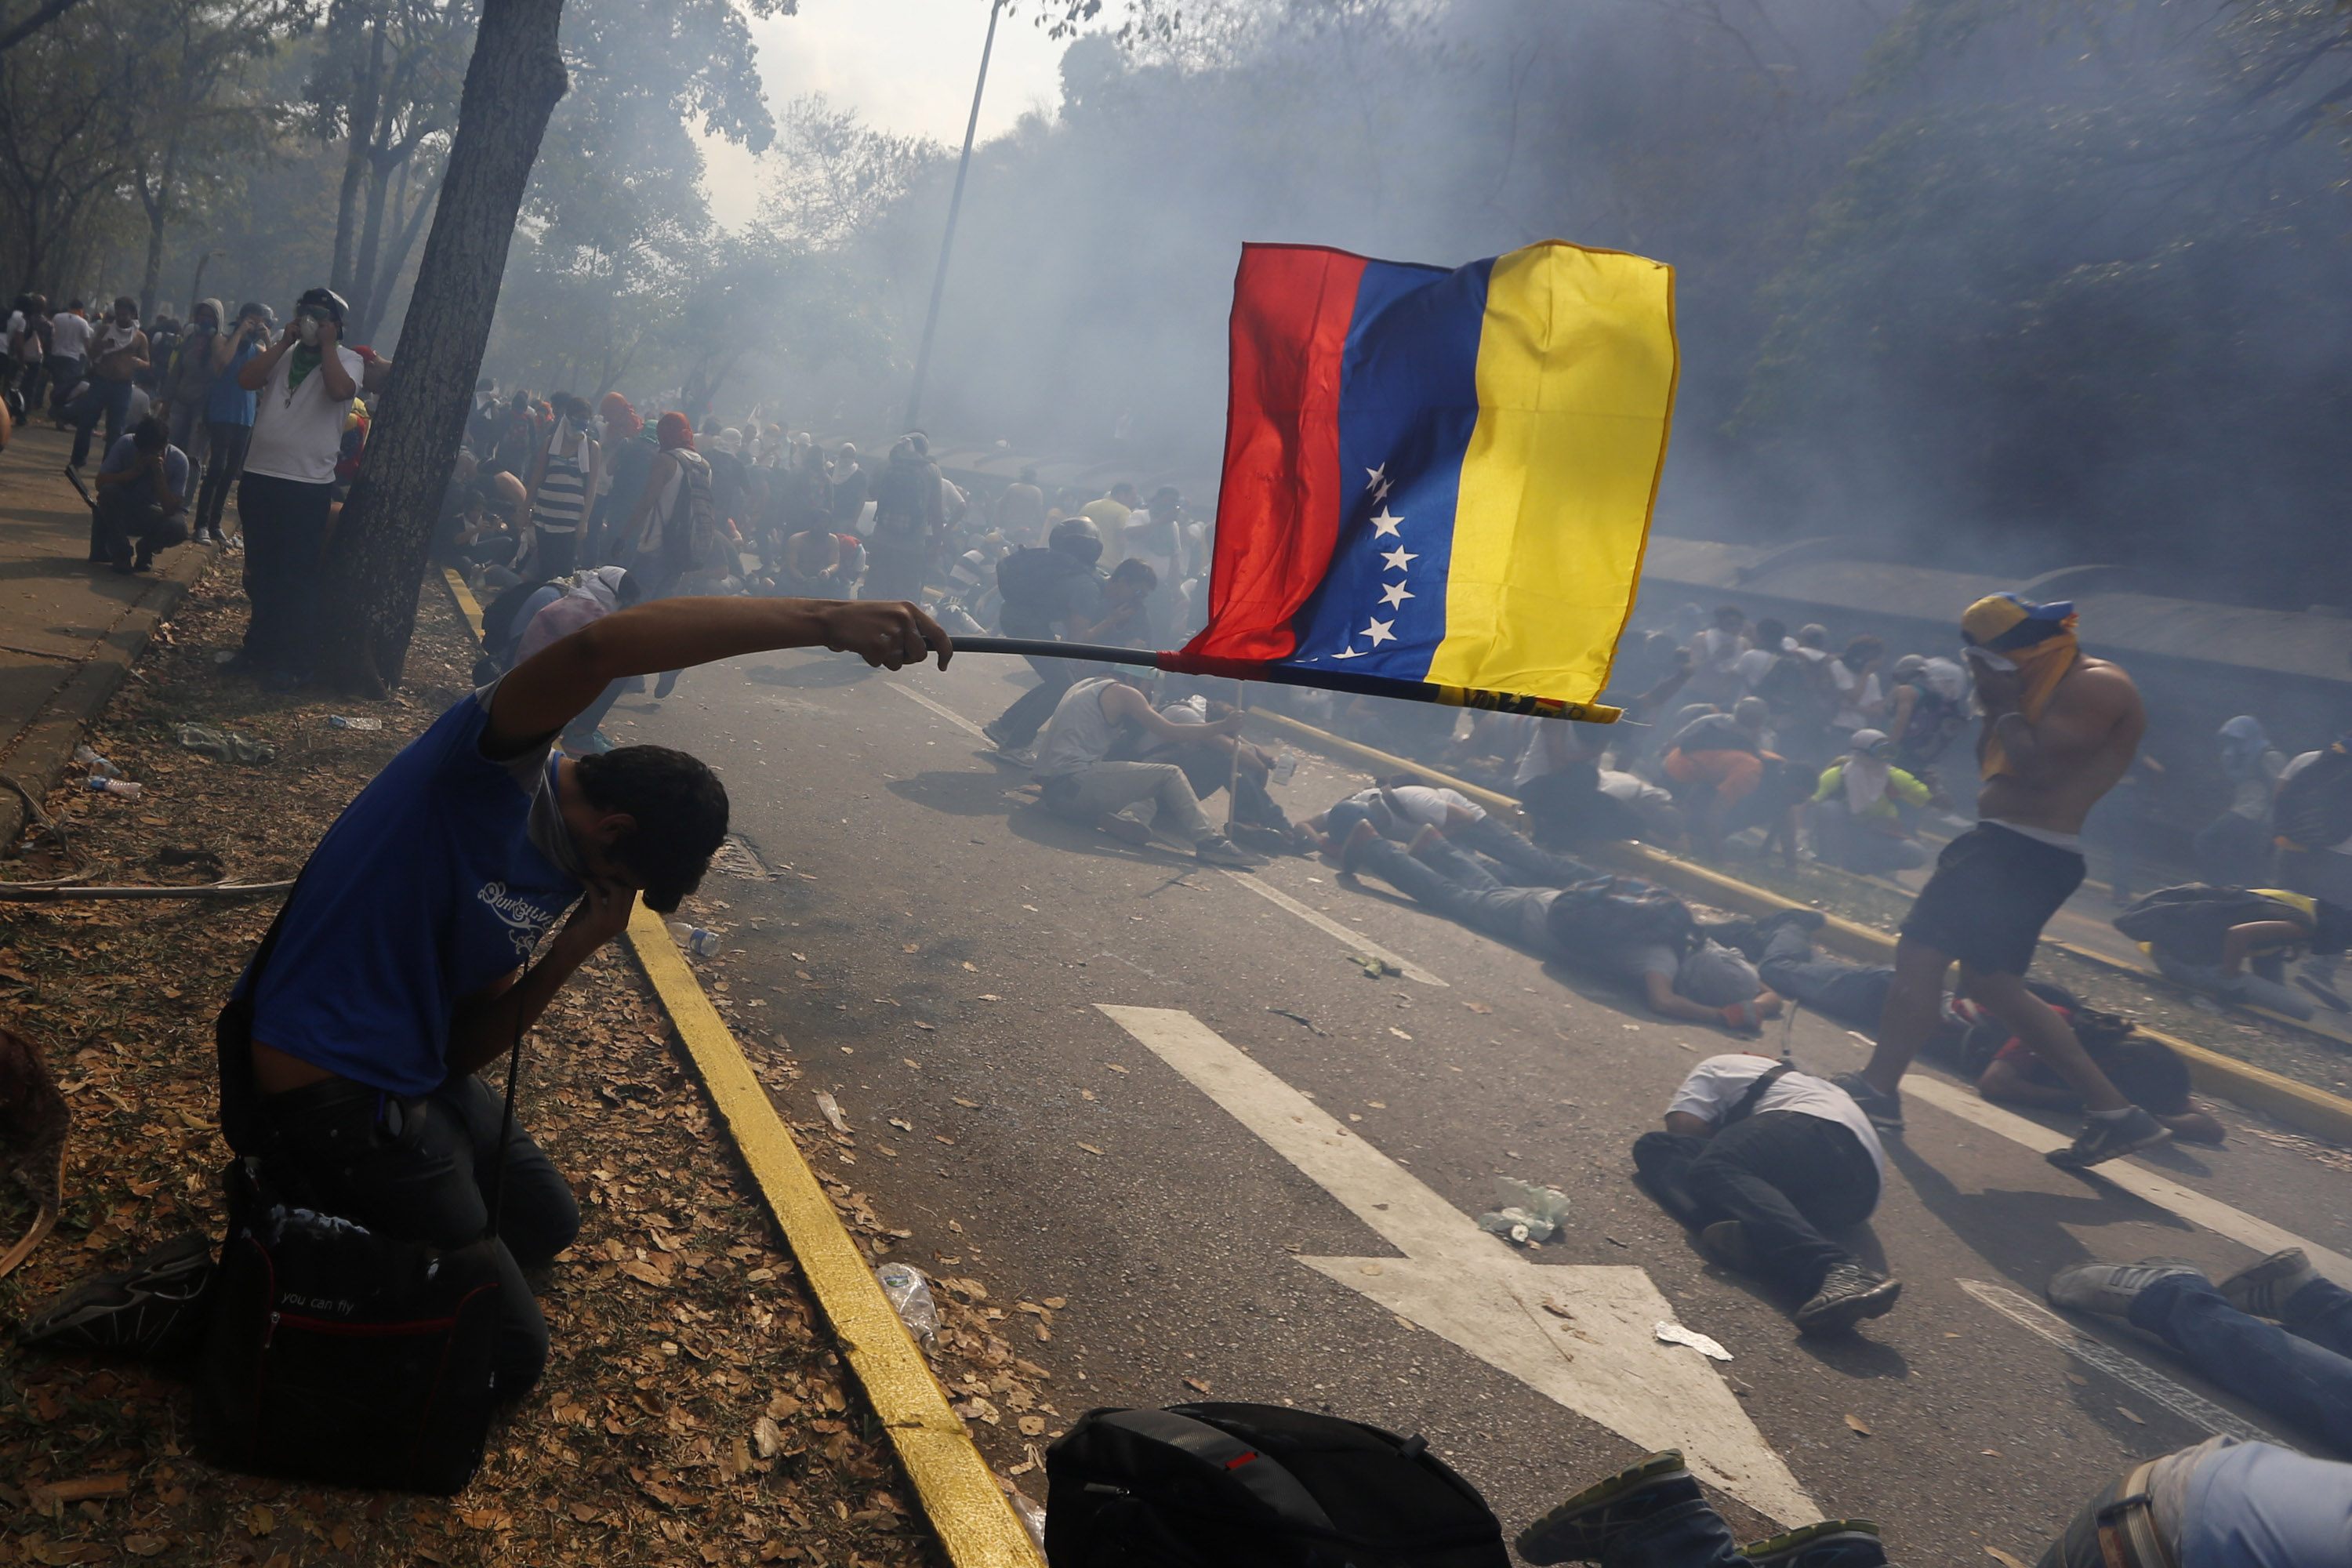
[946,636,1621,724]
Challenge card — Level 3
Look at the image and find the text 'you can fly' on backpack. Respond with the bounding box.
[1044,1403,1508,1568]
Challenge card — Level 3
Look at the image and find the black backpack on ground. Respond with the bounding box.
[1541,873,1698,954]
[2275,743,2352,851]
[198,880,526,1494]
[1044,1403,1507,1568]
[2113,884,2291,961]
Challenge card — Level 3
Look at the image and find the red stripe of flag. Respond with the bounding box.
[1183,244,1365,664]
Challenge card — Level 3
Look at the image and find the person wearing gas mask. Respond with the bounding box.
[230,288,361,687]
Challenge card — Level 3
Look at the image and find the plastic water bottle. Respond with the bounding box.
[73,745,120,779]
[666,921,720,959]
[1269,750,1299,786]
[326,714,383,731]
[876,1263,940,1344]
[87,776,143,800]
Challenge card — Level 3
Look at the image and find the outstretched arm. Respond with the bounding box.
[485,597,950,755]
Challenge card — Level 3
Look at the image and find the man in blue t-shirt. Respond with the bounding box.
[205,593,953,1394]
[90,416,191,574]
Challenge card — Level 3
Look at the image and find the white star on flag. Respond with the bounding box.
[1381,546,1417,572]
[1370,509,1403,538]
[1370,477,1392,505]
[1362,619,1396,647]
[1331,647,1365,659]
[1365,463,1387,491]
[1379,582,1414,608]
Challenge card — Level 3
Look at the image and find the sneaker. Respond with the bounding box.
[2046,1259,2204,1319]
[1793,1263,1903,1334]
[2046,1105,2171,1169]
[1741,1520,1884,1567]
[1192,834,1259,869]
[1697,1219,1762,1276]
[1094,812,1156,847]
[1831,1072,1904,1134]
[1516,1450,1700,1566]
[21,1233,216,1358]
[2216,1248,2318,1319]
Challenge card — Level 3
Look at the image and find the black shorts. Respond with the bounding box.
[1900,822,2084,975]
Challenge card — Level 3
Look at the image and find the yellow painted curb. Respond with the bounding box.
[1245,705,2352,1146]
[442,568,1044,1568]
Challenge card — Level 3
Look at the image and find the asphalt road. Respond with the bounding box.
[608,648,2352,1565]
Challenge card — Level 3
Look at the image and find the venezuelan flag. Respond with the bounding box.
[1176,240,1677,717]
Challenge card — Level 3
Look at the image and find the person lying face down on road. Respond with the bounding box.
[1632,1052,1900,1335]
[1715,909,2224,1144]
[1303,775,1590,886]
[1319,803,1783,1033]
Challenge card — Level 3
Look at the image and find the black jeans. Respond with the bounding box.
[1755,925,1895,1029]
[238,472,335,673]
[195,421,252,536]
[990,653,1079,747]
[93,492,190,570]
[253,1074,579,1396]
[1633,1112,1878,1295]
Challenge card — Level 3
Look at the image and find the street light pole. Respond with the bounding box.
[902,0,1004,436]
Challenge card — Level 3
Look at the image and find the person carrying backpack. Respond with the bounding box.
[2114,883,2350,1020]
[1322,803,1780,1032]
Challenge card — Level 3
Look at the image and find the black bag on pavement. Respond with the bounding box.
[1044,1403,1507,1568]
[192,1159,506,1493]
[198,878,529,1494]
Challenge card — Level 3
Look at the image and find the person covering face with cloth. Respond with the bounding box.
[194,593,953,1394]
[1840,594,2160,1168]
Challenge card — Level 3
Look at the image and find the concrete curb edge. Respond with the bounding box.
[443,571,1045,1568]
[1243,707,2352,1146]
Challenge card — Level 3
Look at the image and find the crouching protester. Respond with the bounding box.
[29,598,950,1405]
[220,594,947,1385]
[1632,1054,1898,1335]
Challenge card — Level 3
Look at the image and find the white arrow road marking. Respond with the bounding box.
[1218,871,1447,986]
[1098,1004,1815,1525]
[1957,1279,2286,1447]
[1890,1073,2352,1287]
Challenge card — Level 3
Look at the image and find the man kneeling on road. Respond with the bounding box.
[1031,672,1261,867]
[91,416,193,575]
[199,594,949,1395]
[1632,1053,1898,1334]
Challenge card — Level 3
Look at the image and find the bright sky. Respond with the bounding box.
[699,0,1106,230]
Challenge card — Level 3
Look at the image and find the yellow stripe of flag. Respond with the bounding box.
[1430,242,1678,703]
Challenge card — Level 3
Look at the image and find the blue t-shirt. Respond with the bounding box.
[100,434,190,501]
[205,340,260,426]
[246,689,583,1095]
[2179,1440,2352,1567]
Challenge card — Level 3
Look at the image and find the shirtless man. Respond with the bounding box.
[65,297,151,472]
[1838,594,2161,1168]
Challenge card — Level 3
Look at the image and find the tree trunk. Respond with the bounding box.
[138,141,177,320]
[314,0,568,695]
[355,157,435,343]
[347,147,397,332]
[330,3,387,297]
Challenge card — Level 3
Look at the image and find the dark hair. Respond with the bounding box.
[131,416,168,453]
[1714,604,1744,622]
[1842,635,1885,667]
[1754,617,1787,648]
[2100,1037,2191,1115]
[1108,558,1159,592]
[113,295,137,314]
[573,746,728,913]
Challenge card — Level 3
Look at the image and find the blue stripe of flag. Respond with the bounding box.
[1288,256,1493,680]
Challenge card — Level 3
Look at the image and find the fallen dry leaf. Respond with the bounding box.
[1843,1414,1871,1437]
[1985,1550,2032,1568]
[2118,1406,2145,1425]
[122,1537,169,1558]
[1183,1377,1210,1394]
[753,1414,784,1458]
[1076,1142,1105,1156]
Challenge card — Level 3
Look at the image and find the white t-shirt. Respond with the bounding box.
[2281,750,2352,854]
[47,313,91,359]
[1733,647,1779,691]
[1345,784,1483,827]
[1667,1054,1887,1187]
[243,344,365,485]
[1831,666,1882,732]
